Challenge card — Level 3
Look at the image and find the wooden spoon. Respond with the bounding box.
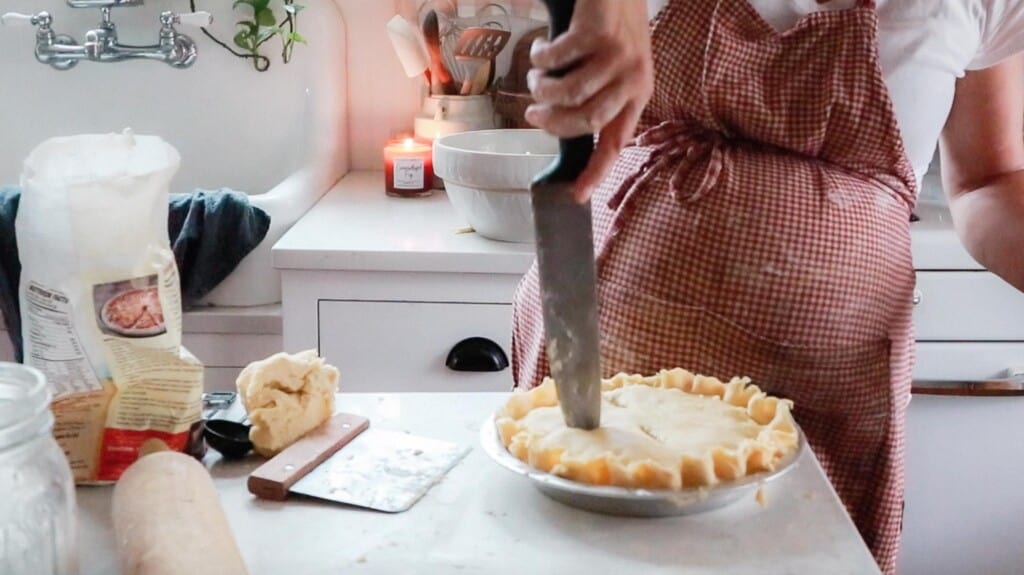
[422,10,456,95]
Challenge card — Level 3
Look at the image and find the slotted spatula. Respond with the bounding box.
[455,27,511,95]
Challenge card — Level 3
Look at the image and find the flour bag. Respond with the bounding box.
[17,130,204,484]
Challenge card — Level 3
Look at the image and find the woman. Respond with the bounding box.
[512,0,1024,573]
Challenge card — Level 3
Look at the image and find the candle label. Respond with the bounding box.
[393,158,425,190]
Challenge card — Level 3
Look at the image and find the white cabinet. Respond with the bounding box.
[901,310,1024,573]
[913,272,1024,341]
[901,392,1024,575]
[280,269,524,393]
[318,300,513,392]
[275,174,534,394]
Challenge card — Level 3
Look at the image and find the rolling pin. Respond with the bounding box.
[112,452,249,575]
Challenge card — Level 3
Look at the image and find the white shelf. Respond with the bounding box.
[274,171,974,274]
[272,171,534,274]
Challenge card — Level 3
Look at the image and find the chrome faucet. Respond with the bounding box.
[1,0,212,70]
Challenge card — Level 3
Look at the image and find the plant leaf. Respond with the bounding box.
[232,0,254,11]
[236,20,258,36]
[256,26,279,44]
[256,8,276,27]
[233,30,252,50]
[287,32,307,44]
[283,4,305,14]
[252,0,272,13]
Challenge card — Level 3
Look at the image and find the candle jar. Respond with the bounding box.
[384,137,434,198]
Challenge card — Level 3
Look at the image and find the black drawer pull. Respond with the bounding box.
[446,337,509,372]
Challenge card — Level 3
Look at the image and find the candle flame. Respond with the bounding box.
[403,138,416,149]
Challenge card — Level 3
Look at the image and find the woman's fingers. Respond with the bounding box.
[575,101,646,201]
[529,30,598,72]
[527,56,619,108]
[525,72,644,137]
[525,0,653,194]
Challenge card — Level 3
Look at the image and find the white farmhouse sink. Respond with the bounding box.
[0,1,349,306]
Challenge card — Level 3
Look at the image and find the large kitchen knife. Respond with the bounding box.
[531,0,602,430]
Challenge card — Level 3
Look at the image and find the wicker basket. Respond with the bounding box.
[494,90,534,129]
[494,25,547,130]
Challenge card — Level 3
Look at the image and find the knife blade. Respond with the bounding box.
[530,0,602,430]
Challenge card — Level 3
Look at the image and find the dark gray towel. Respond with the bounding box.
[0,188,20,361]
[0,187,271,361]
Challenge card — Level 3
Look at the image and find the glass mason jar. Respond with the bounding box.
[0,363,77,575]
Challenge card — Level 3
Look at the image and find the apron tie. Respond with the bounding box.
[609,120,729,212]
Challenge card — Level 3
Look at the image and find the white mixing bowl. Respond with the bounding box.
[433,129,558,243]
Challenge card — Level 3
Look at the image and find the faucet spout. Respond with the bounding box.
[7,6,206,70]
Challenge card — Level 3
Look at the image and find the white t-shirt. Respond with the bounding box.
[646,0,1024,185]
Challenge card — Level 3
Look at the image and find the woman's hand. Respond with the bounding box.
[526,0,654,201]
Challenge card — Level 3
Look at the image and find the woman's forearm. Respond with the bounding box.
[947,171,1024,292]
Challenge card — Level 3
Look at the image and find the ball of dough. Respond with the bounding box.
[236,349,339,457]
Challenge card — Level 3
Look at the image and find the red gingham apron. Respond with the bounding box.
[511,0,918,572]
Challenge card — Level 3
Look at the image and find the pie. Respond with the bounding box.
[101,287,165,336]
[496,369,799,490]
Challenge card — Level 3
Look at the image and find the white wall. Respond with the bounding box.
[336,0,423,171]
[0,1,324,194]
[0,1,544,178]
[338,0,545,171]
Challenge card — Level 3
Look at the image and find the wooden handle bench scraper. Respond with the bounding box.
[248,412,469,513]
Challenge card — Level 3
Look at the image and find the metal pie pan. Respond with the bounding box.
[480,414,804,517]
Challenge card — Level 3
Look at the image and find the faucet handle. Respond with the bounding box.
[176,11,213,28]
[160,11,212,28]
[67,0,143,7]
[1,12,42,27]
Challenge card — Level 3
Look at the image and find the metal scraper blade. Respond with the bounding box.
[289,429,469,513]
[530,178,603,430]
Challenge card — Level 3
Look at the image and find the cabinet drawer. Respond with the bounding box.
[183,333,283,368]
[317,300,514,392]
[914,342,1024,381]
[913,272,1024,341]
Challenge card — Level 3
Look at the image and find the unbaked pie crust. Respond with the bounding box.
[497,369,799,490]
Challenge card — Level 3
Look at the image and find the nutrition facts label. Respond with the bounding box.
[24,282,102,397]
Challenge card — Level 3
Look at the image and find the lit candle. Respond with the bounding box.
[384,137,434,197]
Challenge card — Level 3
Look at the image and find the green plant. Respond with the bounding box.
[188,0,305,72]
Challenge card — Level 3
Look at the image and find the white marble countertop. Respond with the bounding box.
[77,393,880,575]
[273,171,977,275]
[273,172,535,274]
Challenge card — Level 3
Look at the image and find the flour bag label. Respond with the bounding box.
[17,130,204,483]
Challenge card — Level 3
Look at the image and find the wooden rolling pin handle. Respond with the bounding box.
[113,452,249,575]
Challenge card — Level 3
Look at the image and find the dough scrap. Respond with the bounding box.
[236,349,338,457]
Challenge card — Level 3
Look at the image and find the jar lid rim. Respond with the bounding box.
[0,363,53,450]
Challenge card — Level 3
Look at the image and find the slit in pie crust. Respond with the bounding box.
[496,369,799,490]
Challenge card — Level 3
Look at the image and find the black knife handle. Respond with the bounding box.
[543,0,575,38]
[537,0,594,185]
